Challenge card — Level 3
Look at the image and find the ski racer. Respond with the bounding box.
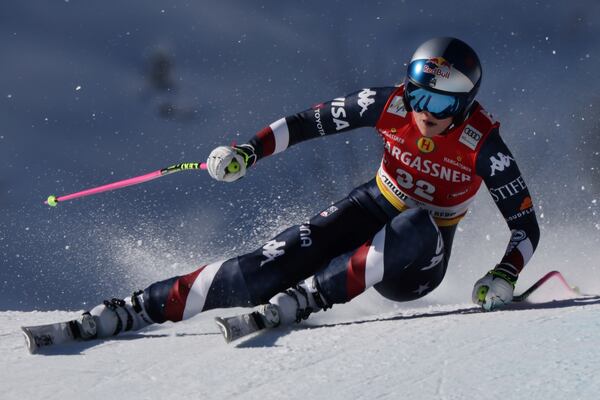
[34,37,541,343]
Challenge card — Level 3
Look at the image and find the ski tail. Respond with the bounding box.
[21,313,96,354]
[21,326,40,354]
[21,320,79,354]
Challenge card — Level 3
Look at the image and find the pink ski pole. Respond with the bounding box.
[512,270,583,302]
[44,160,239,206]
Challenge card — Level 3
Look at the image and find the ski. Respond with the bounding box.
[21,313,96,354]
[22,321,79,354]
[215,312,266,343]
[215,304,280,343]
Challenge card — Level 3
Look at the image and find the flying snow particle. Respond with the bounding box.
[75,86,82,91]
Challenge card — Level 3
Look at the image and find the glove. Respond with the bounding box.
[206,144,255,183]
[472,266,517,311]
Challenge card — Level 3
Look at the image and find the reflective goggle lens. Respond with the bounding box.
[406,84,462,119]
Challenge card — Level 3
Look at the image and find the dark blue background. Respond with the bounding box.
[1,1,599,310]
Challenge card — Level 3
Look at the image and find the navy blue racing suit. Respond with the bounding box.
[135,86,540,324]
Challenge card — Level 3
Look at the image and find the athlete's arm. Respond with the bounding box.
[245,87,397,163]
[206,87,395,183]
[475,129,541,279]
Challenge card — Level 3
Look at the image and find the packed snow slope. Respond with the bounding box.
[2,288,600,400]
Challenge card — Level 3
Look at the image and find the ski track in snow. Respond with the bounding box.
[2,299,600,400]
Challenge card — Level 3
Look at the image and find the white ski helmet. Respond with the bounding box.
[403,37,482,123]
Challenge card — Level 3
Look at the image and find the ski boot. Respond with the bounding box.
[22,291,154,354]
[268,277,330,325]
[87,291,154,338]
[215,277,330,343]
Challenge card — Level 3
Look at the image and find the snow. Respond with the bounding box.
[2,293,600,400]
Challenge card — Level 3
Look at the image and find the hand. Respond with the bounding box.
[206,146,247,182]
[472,268,517,311]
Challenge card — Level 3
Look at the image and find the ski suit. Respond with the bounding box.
[137,85,540,324]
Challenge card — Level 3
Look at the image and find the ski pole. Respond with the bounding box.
[512,270,582,302]
[44,160,240,206]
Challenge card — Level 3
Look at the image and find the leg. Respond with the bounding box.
[315,208,456,305]
[89,179,398,337]
[268,208,457,325]
[237,180,395,305]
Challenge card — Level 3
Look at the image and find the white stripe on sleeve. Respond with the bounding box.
[269,118,290,154]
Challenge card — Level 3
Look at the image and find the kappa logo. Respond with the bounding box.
[459,125,483,150]
[358,88,376,117]
[386,95,407,117]
[260,240,286,266]
[490,152,514,176]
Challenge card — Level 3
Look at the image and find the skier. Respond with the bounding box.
[24,37,540,349]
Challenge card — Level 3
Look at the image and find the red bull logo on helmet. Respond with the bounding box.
[423,57,451,79]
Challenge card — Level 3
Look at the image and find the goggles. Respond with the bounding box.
[405,82,463,119]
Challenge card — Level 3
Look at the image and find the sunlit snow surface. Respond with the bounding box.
[3,292,600,400]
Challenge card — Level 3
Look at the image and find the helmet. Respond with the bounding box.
[403,37,482,123]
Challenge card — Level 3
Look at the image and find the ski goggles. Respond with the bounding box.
[405,82,463,119]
